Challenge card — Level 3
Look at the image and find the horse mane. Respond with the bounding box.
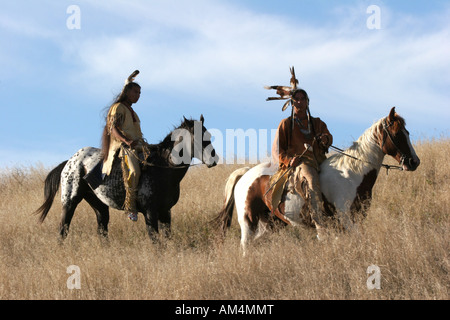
[144,118,195,166]
[328,118,386,175]
[159,117,194,146]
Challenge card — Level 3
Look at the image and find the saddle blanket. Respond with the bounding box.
[83,160,104,190]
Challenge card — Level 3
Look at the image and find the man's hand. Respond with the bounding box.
[111,126,138,149]
[289,143,313,168]
[289,156,302,168]
[126,139,138,148]
[317,134,331,148]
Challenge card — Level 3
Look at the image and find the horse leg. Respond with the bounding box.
[144,208,159,242]
[159,209,172,239]
[236,187,261,256]
[239,196,272,255]
[254,219,269,241]
[334,200,355,233]
[238,217,254,257]
[336,209,355,233]
[84,191,110,238]
[59,196,82,240]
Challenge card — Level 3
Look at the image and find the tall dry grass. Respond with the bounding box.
[0,138,448,300]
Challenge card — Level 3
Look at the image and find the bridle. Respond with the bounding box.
[122,135,209,170]
[381,117,408,168]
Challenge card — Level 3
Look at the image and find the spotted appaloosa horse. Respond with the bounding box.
[35,116,218,241]
[214,107,420,254]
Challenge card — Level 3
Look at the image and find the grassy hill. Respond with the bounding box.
[0,138,448,300]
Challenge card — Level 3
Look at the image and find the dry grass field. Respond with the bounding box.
[0,138,448,300]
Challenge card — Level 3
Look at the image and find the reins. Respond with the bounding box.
[144,161,203,169]
[327,116,409,175]
[329,144,403,175]
[122,144,203,170]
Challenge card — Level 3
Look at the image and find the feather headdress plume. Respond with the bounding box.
[125,70,140,85]
[264,66,299,111]
[265,67,312,143]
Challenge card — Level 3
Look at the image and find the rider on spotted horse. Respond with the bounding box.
[101,70,151,222]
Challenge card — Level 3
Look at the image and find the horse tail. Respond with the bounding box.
[212,167,250,237]
[34,160,68,223]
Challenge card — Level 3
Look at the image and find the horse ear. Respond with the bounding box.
[200,114,204,124]
[183,116,187,122]
[388,107,396,122]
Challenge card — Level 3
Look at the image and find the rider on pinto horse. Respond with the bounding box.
[267,67,333,238]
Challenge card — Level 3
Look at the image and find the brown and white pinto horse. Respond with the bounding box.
[214,107,420,254]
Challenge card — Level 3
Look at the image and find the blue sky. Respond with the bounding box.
[1,0,449,168]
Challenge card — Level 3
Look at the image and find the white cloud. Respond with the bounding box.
[64,1,449,112]
[4,1,448,112]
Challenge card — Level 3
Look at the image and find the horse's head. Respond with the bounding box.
[169,115,219,168]
[379,107,420,171]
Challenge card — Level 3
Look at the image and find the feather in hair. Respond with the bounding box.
[125,70,140,85]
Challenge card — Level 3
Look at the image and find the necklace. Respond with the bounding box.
[294,117,312,139]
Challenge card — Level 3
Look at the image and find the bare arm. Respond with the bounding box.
[110,126,137,148]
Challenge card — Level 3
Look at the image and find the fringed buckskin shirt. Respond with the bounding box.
[102,102,143,175]
[273,116,332,170]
